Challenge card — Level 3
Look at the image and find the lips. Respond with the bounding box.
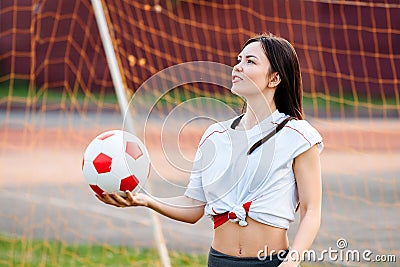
[232,75,243,83]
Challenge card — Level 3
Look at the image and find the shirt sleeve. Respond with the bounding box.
[183,127,211,203]
[184,147,207,202]
[286,120,324,159]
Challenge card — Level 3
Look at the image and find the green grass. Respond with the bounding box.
[303,91,399,110]
[0,234,207,267]
[1,79,398,114]
[0,80,118,107]
[0,234,346,267]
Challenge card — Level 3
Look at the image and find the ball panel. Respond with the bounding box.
[84,138,104,161]
[97,131,115,140]
[100,131,124,158]
[125,141,143,160]
[93,153,112,174]
[82,160,98,184]
[123,131,149,155]
[120,175,140,192]
[89,184,104,195]
[133,155,151,182]
[110,154,131,178]
[97,172,121,193]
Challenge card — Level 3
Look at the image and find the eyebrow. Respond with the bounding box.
[237,54,259,60]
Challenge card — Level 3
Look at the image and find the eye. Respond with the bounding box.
[247,59,255,64]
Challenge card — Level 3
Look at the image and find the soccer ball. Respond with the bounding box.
[82,130,150,197]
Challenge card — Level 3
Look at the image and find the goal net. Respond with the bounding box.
[1,0,399,266]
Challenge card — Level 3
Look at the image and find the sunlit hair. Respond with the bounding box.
[241,33,304,120]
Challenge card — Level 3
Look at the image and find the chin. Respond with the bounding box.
[230,85,243,97]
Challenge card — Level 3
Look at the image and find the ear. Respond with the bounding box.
[267,72,281,88]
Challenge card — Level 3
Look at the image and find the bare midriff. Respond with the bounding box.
[212,217,289,257]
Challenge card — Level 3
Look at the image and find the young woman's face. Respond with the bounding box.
[231,41,273,98]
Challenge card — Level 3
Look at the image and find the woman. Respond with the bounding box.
[97,33,323,267]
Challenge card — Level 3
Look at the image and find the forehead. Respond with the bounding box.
[239,41,265,58]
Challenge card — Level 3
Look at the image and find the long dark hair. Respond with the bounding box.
[242,33,304,120]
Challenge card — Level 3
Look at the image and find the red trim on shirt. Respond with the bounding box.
[212,207,219,215]
[199,129,228,147]
[285,126,311,146]
[272,122,311,146]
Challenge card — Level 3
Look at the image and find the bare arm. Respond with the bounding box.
[96,192,206,224]
[281,144,322,266]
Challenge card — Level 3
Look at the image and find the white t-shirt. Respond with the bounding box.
[184,110,323,229]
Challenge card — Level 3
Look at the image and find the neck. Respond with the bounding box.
[242,93,276,130]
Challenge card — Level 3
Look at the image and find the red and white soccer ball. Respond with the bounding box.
[82,130,150,197]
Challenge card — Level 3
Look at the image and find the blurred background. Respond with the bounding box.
[1,0,399,266]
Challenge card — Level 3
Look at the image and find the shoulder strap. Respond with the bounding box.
[230,114,245,129]
[247,116,295,155]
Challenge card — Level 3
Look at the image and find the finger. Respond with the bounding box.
[125,191,142,206]
[127,191,146,206]
[95,193,117,206]
[102,192,125,207]
[125,190,135,202]
[95,194,105,202]
[110,192,131,207]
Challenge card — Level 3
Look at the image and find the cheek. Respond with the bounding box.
[246,66,267,81]
[231,79,262,96]
[250,73,269,91]
[230,70,269,95]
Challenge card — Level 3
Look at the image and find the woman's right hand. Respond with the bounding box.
[95,191,149,208]
[96,191,205,224]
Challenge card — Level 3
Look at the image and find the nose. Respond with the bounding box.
[233,61,243,72]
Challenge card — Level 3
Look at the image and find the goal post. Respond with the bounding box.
[90,0,171,266]
[90,0,135,133]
